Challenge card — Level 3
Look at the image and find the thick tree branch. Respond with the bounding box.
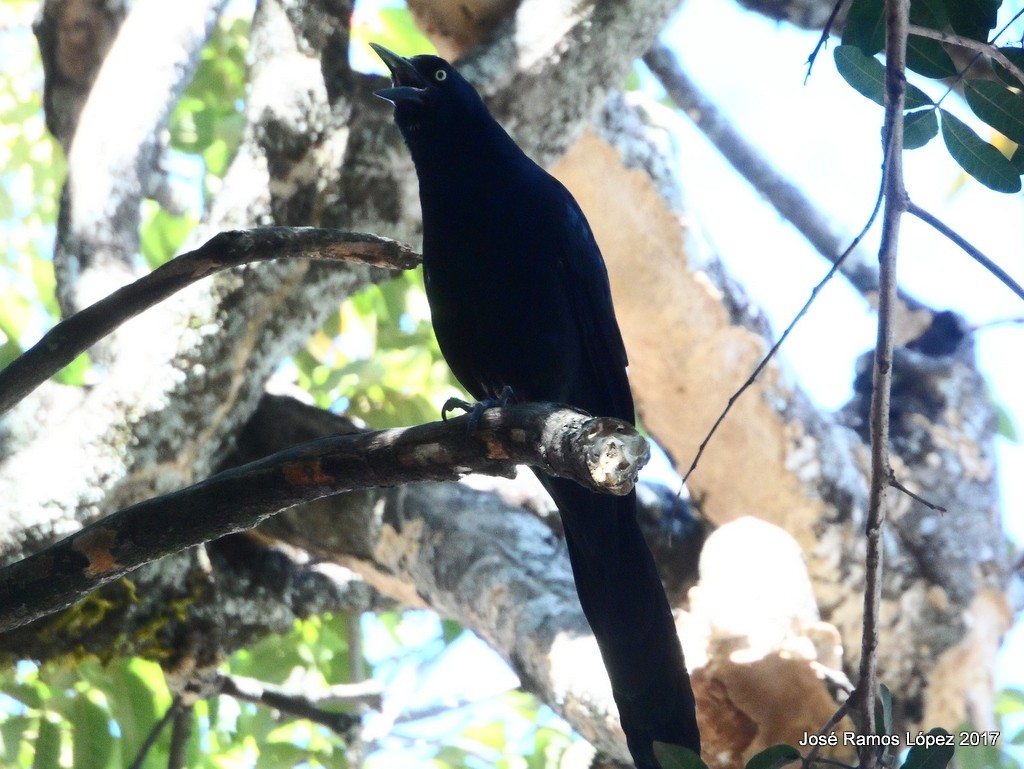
[55,0,229,316]
[642,44,915,307]
[0,228,418,416]
[0,404,647,633]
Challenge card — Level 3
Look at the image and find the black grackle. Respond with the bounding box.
[372,44,700,767]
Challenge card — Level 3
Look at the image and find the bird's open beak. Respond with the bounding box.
[370,43,426,104]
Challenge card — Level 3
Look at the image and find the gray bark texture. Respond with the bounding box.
[0,0,1013,767]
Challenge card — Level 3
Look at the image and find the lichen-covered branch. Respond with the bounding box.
[0,404,646,633]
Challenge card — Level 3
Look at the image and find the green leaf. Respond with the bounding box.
[877,683,893,734]
[994,48,1024,88]
[842,0,885,55]
[256,741,306,769]
[993,401,1019,442]
[964,80,1024,144]
[901,728,955,769]
[834,46,933,109]
[33,717,61,769]
[140,203,199,269]
[441,618,463,644]
[71,695,115,769]
[107,659,169,768]
[1012,145,1024,175]
[745,744,802,769]
[943,0,998,42]
[940,109,1022,192]
[910,0,948,30]
[904,108,939,149]
[52,351,91,387]
[907,0,956,78]
[907,35,957,78]
[0,715,29,764]
[653,743,708,769]
[997,688,1024,715]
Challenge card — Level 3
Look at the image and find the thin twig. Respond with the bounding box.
[971,316,1024,331]
[888,470,947,512]
[802,698,852,769]
[127,695,183,769]
[167,702,193,769]
[906,24,1024,87]
[219,673,378,733]
[857,0,910,765]
[0,227,420,417]
[806,0,849,82]
[349,612,366,682]
[907,201,1024,303]
[677,152,889,487]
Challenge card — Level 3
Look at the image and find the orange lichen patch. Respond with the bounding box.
[481,434,511,460]
[282,459,334,486]
[72,527,121,578]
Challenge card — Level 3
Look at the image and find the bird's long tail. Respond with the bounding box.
[539,474,700,768]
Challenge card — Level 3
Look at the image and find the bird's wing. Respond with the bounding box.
[552,189,633,419]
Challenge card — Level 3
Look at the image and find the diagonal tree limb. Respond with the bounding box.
[126,695,184,769]
[0,403,647,634]
[218,673,380,732]
[643,43,923,310]
[0,228,419,417]
[906,24,1024,88]
[906,201,1024,303]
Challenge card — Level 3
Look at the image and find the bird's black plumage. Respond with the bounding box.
[372,44,700,767]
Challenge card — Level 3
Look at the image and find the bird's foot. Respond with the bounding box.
[442,386,516,434]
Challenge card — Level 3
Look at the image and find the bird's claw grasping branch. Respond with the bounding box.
[441,385,517,434]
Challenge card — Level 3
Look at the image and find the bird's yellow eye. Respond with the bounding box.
[434,69,447,82]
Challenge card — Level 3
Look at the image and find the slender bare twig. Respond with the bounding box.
[802,698,852,769]
[888,471,947,513]
[167,702,193,769]
[857,1,910,765]
[0,228,420,417]
[907,201,1024,303]
[642,44,920,308]
[349,612,366,682]
[676,154,888,487]
[127,695,183,769]
[972,316,1024,331]
[906,24,1024,87]
[806,0,849,82]
[218,673,379,733]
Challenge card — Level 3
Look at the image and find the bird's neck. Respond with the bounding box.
[408,117,525,176]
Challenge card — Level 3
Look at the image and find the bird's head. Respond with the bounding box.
[370,44,492,150]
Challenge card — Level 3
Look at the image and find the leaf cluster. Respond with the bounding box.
[834,0,1024,192]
